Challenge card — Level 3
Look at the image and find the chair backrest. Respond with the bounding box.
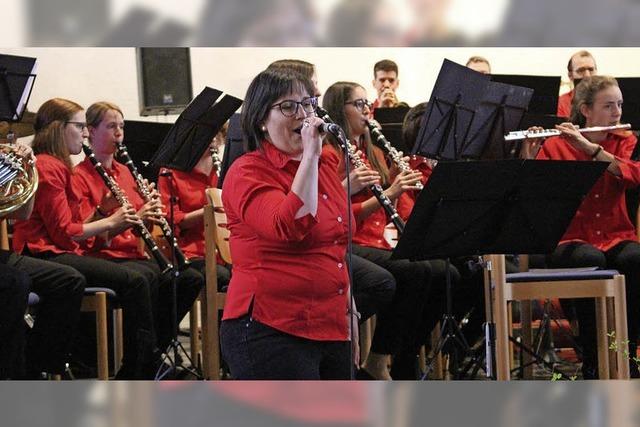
[205,188,232,265]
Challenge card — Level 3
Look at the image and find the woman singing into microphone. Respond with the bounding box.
[220,68,356,380]
[531,76,640,378]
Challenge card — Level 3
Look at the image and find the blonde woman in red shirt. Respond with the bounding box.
[533,75,640,378]
[220,68,357,380]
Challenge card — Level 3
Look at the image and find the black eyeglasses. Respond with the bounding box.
[344,99,371,112]
[271,97,318,117]
[66,121,88,130]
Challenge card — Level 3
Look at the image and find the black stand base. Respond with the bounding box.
[155,338,203,380]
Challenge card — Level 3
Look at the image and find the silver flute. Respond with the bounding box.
[504,123,631,141]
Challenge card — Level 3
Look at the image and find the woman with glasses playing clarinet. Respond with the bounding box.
[525,76,640,379]
[74,101,204,360]
[220,68,357,380]
[322,81,432,380]
[12,98,160,379]
[156,123,232,292]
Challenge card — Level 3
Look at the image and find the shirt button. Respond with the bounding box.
[322,194,328,200]
[594,194,600,199]
[595,213,601,218]
[377,239,383,244]
[338,289,344,295]
[334,240,339,245]
[337,216,342,223]
[374,221,380,226]
[596,231,601,235]
[338,263,343,268]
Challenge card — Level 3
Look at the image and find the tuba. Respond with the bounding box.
[0,143,38,216]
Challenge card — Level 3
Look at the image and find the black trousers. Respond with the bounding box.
[111,259,204,350]
[6,252,85,377]
[349,254,396,323]
[220,315,351,380]
[549,240,640,367]
[187,257,231,292]
[352,244,431,355]
[0,261,29,379]
[40,252,157,378]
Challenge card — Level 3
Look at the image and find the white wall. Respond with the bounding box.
[3,47,640,124]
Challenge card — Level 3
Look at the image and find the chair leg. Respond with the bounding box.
[95,292,109,380]
[189,299,200,368]
[114,308,123,375]
[613,276,630,379]
[211,295,222,380]
[595,297,610,380]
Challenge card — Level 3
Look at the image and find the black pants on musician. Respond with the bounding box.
[221,314,351,380]
[349,254,396,323]
[188,258,231,292]
[0,261,29,379]
[352,244,431,356]
[39,252,157,379]
[549,240,640,378]
[111,259,204,351]
[0,251,85,378]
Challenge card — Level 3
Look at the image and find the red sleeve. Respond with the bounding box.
[613,134,640,187]
[35,161,83,250]
[223,157,317,243]
[73,166,102,220]
[158,169,187,226]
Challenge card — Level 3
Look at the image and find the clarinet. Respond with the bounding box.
[210,145,221,177]
[116,142,190,270]
[366,120,423,190]
[82,142,174,274]
[316,107,405,234]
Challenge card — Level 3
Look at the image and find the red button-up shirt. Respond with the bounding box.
[157,167,217,259]
[74,157,147,259]
[221,141,352,341]
[12,154,85,255]
[536,132,640,251]
[557,90,574,118]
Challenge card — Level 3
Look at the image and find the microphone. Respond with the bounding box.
[294,122,341,135]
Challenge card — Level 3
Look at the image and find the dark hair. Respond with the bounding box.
[241,68,314,152]
[373,59,398,77]
[267,59,315,80]
[567,50,596,72]
[322,81,390,186]
[402,102,428,152]
[32,98,84,170]
[570,75,619,127]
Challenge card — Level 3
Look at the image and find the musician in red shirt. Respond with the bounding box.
[77,101,204,354]
[12,98,159,379]
[535,76,640,378]
[220,68,356,379]
[156,125,231,290]
[322,81,432,380]
[557,50,597,118]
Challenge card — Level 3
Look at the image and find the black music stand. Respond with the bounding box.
[150,87,242,380]
[392,159,608,379]
[0,54,38,123]
[373,106,411,154]
[217,112,243,189]
[462,80,533,160]
[490,74,561,115]
[414,59,489,160]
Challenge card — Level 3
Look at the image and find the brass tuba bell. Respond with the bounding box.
[0,143,38,216]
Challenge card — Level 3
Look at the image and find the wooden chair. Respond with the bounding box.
[201,187,230,379]
[488,253,630,380]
